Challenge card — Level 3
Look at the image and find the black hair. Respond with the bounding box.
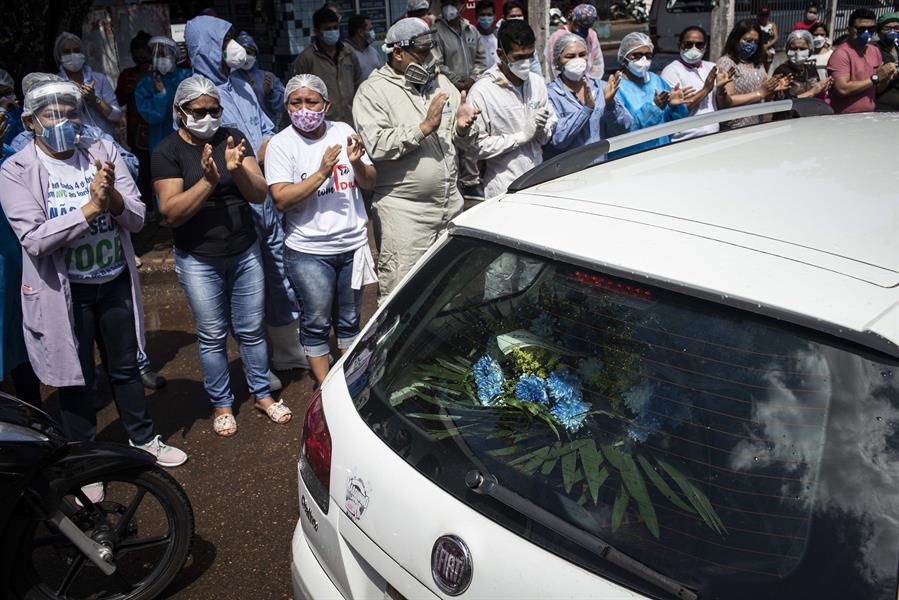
[724,19,764,66]
[810,22,828,36]
[497,19,535,52]
[130,30,151,52]
[678,25,708,44]
[348,14,369,36]
[848,8,876,27]
[502,0,525,18]
[313,6,340,29]
[805,3,818,11]
[476,0,495,14]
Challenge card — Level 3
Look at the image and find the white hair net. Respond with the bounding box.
[54,32,82,63]
[617,31,653,64]
[553,32,586,67]
[786,29,814,50]
[406,0,429,10]
[0,69,13,90]
[284,74,329,104]
[22,80,82,118]
[172,75,220,121]
[384,17,432,54]
[22,73,63,96]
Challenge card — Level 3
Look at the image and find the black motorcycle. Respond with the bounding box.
[0,392,194,600]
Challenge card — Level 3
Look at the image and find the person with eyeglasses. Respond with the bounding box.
[152,75,290,438]
[614,32,689,152]
[660,26,721,141]
[874,12,899,111]
[715,20,791,130]
[827,8,896,114]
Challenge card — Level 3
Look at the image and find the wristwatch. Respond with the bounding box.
[871,74,881,84]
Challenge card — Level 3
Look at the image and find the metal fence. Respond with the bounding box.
[733,0,897,46]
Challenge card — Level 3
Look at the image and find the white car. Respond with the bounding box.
[291,102,899,600]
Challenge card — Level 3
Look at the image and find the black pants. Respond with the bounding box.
[58,272,155,444]
[10,361,41,408]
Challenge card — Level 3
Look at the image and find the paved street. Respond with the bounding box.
[37,228,379,599]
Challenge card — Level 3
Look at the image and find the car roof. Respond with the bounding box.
[450,112,899,357]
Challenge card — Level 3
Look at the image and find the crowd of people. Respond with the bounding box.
[0,1,897,488]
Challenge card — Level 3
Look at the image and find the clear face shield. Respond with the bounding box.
[25,82,84,154]
[149,37,178,75]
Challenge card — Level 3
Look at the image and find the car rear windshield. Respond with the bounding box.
[344,237,899,599]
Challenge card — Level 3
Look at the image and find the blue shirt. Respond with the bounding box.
[135,68,191,154]
[544,76,633,160]
[615,72,689,153]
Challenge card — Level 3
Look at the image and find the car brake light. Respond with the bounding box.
[572,271,653,300]
[301,388,332,513]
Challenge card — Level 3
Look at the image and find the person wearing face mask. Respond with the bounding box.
[716,20,791,130]
[55,33,122,138]
[476,0,499,69]
[0,69,24,146]
[827,8,895,114]
[791,3,819,32]
[135,36,191,157]
[231,31,285,122]
[545,4,604,79]
[266,75,376,386]
[544,33,630,160]
[660,27,721,141]
[614,32,688,151]
[290,7,362,126]
[773,30,832,100]
[352,17,480,298]
[152,75,289,437]
[467,20,557,199]
[435,0,486,93]
[875,12,899,111]
[810,22,834,80]
[0,80,188,479]
[346,15,387,82]
[186,15,307,381]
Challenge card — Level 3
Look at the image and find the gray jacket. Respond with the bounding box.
[434,18,486,89]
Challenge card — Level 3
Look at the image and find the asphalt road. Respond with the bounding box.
[37,270,380,599]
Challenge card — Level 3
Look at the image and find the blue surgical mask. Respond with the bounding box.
[856,30,872,45]
[322,29,341,46]
[883,31,899,45]
[40,119,80,153]
[478,15,494,29]
[739,40,758,58]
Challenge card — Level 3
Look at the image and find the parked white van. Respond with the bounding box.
[291,101,899,600]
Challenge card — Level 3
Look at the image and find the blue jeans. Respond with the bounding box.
[284,248,362,358]
[248,196,301,327]
[175,243,272,408]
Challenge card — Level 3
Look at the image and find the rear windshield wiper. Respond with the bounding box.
[466,470,699,600]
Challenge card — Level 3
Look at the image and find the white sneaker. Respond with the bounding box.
[76,482,105,507]
[130,435,188,468]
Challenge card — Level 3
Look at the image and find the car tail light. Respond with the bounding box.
[301,388,331,513]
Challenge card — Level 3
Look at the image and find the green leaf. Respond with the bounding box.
[637,455,694,514]
[591,467,610,505]
[488,446,521,456]
[540,457,558,476]
[657,459,727,535]
[389,384,424,406]
[509,446,552,466]
[562,451,578,493]
[406,413,457,422]
[601,443,625,471]
[521,447,551,476]
[616,452,659,538]
[435,357,469,374]
[612,484,629,531]
[578,440,604,503]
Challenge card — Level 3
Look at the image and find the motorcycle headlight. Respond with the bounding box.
[0,422,49,443]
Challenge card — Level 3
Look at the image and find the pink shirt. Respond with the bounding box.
[827,42,883,114]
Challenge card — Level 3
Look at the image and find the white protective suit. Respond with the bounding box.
[352,65,478,297]
[467,65,558,200]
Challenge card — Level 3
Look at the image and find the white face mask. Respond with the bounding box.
[154,57,175,74]
[813,35,827,49]
[626,56,651,77]
[787,49,810,64]
[680,46,704,64]
[506,57,532,80]
[442,4,459,20]
[61,53,86,72]
[806,12,817,21]
[562,57,587,81]
[183,112,221,140]
[241,55,257,71]
[224,40,247,69]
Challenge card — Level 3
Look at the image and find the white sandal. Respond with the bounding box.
[255,399,292,424]
[213,413,238,437]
